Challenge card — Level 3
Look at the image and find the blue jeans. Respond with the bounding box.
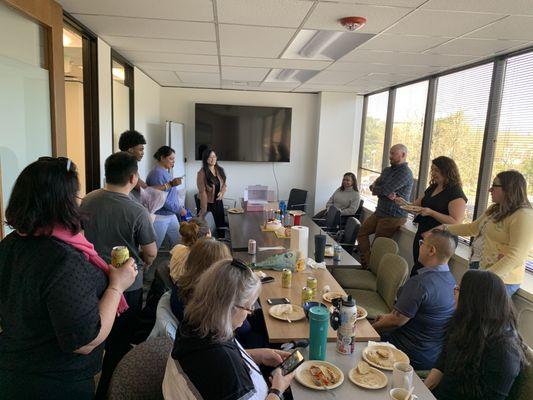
[505,284,520,297]
[153,214,180,249]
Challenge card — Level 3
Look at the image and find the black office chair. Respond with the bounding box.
[287,188,308,212]
[334,217,361,255]
[314,206,341,234]
[354,199,364,222]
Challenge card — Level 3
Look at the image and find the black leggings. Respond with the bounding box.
[208,200,226,236]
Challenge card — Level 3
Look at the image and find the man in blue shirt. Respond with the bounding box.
[372,229,457,370]
[357,144,413,268]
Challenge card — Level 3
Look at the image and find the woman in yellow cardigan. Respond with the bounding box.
[441,170,532,296]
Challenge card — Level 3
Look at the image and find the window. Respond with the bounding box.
[391,81,429,182]
[494,51,533,272]
[493,52,533,202]
[360,91,388,198]
[430,63,494,222]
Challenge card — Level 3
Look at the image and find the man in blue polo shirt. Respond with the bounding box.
[372,229,457,370]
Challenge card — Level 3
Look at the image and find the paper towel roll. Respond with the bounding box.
[290,226,309,260]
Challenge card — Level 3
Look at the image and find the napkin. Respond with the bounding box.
[307,258,326,269]
[367,341,397,349]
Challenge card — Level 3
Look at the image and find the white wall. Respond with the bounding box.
[97,38,112,187]
[159,88,320,211]
[134,67,163,179]
[65,81,86,194]
[313,92,363,213]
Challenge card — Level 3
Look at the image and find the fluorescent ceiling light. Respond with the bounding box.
[266,68,319,83]
[282,29,375,61]
[277,69,296,81]
[300,31,343,58]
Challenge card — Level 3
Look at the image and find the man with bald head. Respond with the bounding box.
[372,229,458,370]
[357,144,413,268]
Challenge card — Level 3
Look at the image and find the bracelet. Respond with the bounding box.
[107,287,123,296]
[164,182,170,190]
[268,388,283,400]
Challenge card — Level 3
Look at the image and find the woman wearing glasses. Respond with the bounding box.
[0,157,137,399]
[163,259,295,400]
[438,170,533,296]
[425,270,528,399]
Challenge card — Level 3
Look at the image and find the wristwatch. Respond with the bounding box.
[268,388,284,400]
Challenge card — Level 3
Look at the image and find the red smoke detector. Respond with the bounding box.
[339,16,367,31]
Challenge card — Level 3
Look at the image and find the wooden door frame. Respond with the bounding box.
[3,0,67,156]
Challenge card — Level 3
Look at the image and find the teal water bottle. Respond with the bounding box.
[309,306,330,360]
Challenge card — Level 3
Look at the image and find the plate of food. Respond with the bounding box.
[322,291,344,303]
[324,244,334,258]
[227,207,244,214]
[295,361,344,390]
[400,204,423,213]
[356,306,368,321]
[263,218,283,231]
[269,304,305,322]
[349,361,388,389]
[362,345,410,370]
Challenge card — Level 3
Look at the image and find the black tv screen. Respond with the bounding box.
[195,103,292,162]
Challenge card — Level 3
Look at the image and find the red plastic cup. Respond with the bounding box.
[294,214,302,225]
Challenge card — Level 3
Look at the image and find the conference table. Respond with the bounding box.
[228,207,379,344]
[291,343,437,400]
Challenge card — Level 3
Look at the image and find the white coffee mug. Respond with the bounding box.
[392,362,413,390]
[390,388,414,400]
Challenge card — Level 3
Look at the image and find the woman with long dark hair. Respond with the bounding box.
[425,269,528,399]
[197,148,227,233]
[146,146,186,249]
[442,170,533,296]
[401,156,467,276]
[314,172,360,221]
[0,157,136,399]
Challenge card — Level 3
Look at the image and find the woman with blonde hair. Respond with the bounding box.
[169,218,211,282]
[170,239,231,321]
[163,259,294,400]
[440,170,533,296]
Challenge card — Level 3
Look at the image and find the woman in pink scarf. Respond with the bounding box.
[0,157,137,399]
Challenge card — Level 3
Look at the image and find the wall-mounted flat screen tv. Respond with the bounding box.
[195,103,292,162]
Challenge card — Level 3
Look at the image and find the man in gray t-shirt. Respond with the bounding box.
[81,151,157,397]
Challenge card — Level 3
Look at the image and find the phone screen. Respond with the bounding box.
[261,276,275,284]
[267,298,290,305]
[278,350,305,375]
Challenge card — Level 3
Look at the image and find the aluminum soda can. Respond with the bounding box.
[248,239,256,255]
[111,246,129,267]
[306,276,318,296]
[282,268,292,288]
[301,286,313,305]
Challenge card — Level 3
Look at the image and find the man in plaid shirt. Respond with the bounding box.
[357,144,413,268]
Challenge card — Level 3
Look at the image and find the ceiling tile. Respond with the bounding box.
[101,36,218,54]
[421,0,533,15]
[143,70,180,86]
[341,49,476,67]
[58,0,213,21]
[219,25,295,57]
[177,72,220,84]
[137,62,219,73]
[426,38,528,56]
[386,9,504,36]
[221,56,331,70]
[216,0,312,28]
[119,51,219,65]
[327,61,437,75]
[221,66,270,81]
[326,0,426,6]
[305,3,413,34]
[305,70,365,85]
[71,14,215,41]
[467,16,533,41]
[260,82,301,90]
[358,34,452,52]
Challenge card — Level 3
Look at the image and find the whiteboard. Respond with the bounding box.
[166,121,186,206]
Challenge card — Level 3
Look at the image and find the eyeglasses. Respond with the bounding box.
[231,258,251,273]
[38,156,74,172]
[235,304,255,315]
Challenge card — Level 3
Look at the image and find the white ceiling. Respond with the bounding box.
[59,0,533,94]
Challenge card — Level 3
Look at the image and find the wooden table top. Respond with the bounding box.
[255,268,380,343]
[228,212,359,269]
